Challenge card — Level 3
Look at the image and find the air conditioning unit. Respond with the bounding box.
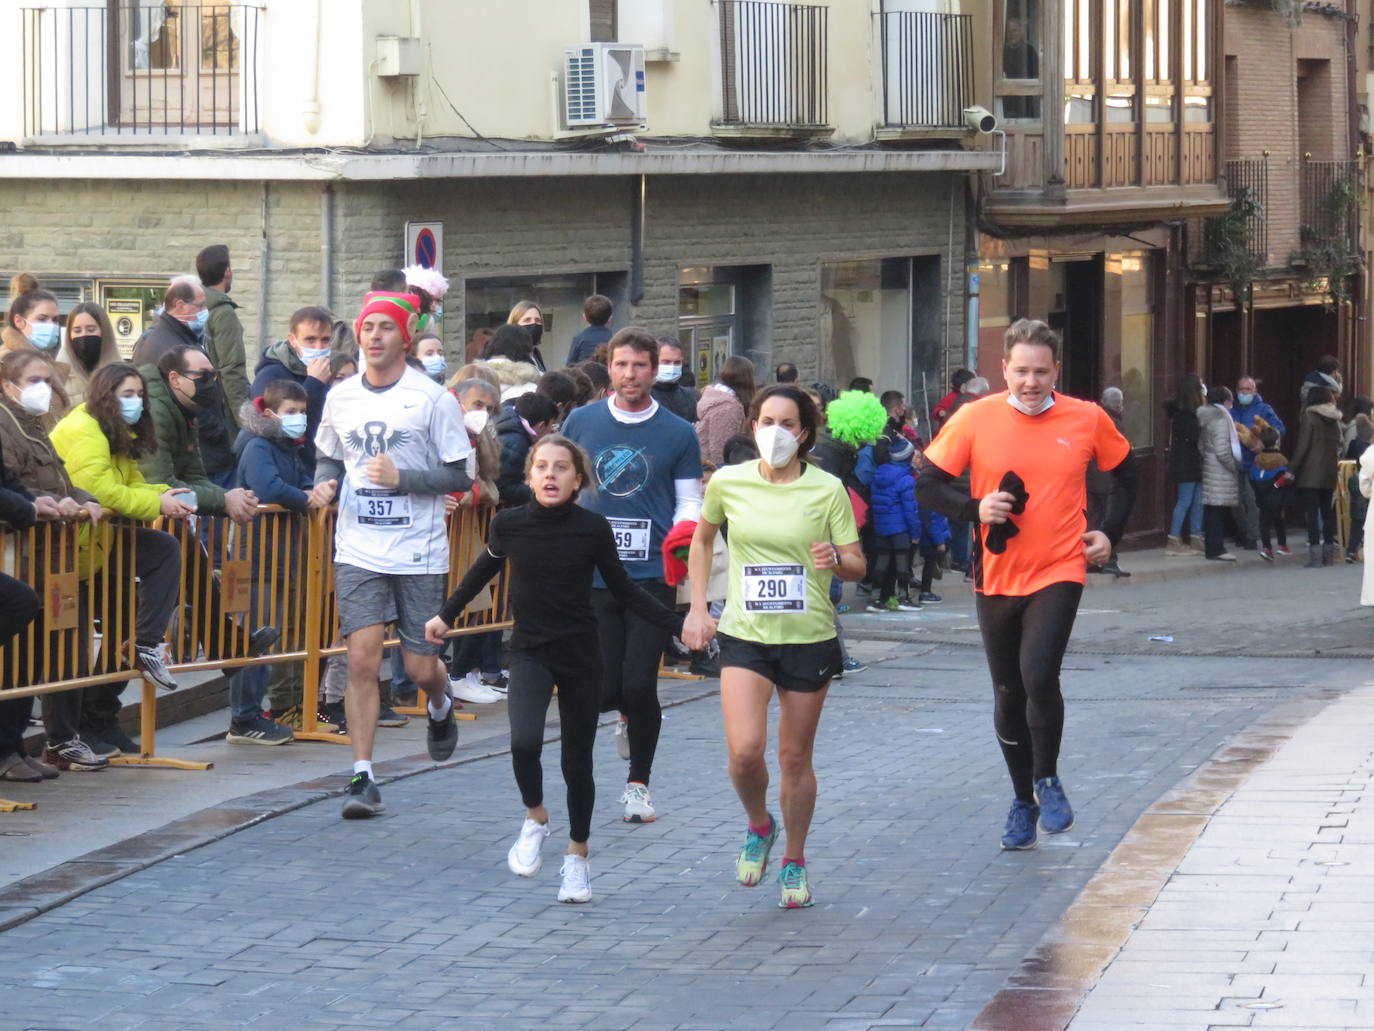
[564,43,646,128]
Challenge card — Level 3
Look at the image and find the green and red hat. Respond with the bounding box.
[355,291,422,346]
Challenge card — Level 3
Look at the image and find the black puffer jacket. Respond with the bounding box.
[1165,401,1202,483]
[493,404,533,508]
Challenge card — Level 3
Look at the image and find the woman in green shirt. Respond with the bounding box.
[684,384,865,909]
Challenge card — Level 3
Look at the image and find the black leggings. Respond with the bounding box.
[507,646,603,844]
[591,579,675,785]
[0,573,41,758]
[975,582,1083,803]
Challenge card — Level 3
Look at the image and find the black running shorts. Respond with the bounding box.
[716,633,843,693]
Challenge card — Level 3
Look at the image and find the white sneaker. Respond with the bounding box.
[557,854,592,903]
[507,817,551,877]
[613,716,630,760]
[620,781,656,823]
[451,673,505,704]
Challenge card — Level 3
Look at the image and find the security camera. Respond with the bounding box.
[963,106,998,134]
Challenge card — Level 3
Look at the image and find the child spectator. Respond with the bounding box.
[867,434,921,612]
[228,380,334,745]
[913,451,951,604]
[1249,421,1294,562]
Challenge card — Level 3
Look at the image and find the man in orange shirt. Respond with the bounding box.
[917,320,1131,850]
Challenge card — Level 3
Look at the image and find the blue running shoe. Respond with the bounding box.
[736,814,779,886]
[1001,799,1039,850]
[778,861,813,908]
[1034,776,1074,834]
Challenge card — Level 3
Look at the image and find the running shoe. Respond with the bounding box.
[614,716,630,760]
[80,733,119,759]
[341,772,384,819]
[273,705,338,732]
[427,706,459,761]
[1259,548,1274,562]
[42,738,108,772]
[322,700,349,735]
[919,591,943,604]
[508,817,551,877]
[482,671,511,693]
[376,702,410,727]
[736,814,779,886]
[1034,776,1074,833]
[557,854,592,903]
[1001,799,1039,850]
[1207,552,1237,562]
[135,643,178,692]
[895,596,922,611]
[621,781,655,823]
[225,716,293,746]
[451,674,505,704]
[778,861,814,909]
[865,601,889,613]
[1275,544,1292,556]
[840,657,867,674]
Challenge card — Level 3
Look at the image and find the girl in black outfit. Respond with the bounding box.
[425,434,681,904]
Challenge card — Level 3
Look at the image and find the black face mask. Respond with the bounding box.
[70,334,103,370]
[524,323,544,350]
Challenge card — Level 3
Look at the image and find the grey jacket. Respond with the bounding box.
[1197,403,1240,507]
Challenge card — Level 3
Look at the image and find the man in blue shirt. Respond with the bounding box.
[562,328,702,823]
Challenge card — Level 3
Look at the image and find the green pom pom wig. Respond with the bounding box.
[825,390,889,447]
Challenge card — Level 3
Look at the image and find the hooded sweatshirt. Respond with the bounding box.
[250,339,330,474]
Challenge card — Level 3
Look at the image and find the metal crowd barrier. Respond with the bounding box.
[1336,459,1357,555]
[0,504,512,786]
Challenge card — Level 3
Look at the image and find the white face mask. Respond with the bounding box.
[754,424,800,468]
[1006,392,1056,417]
[17,381,52,416]
[656,363,682,384]
[463,408,490,435]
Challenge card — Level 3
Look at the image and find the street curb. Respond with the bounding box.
[0,683,721,933]
[967,691,1340,1031]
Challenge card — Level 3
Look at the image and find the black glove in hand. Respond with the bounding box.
[984,471,1029,555]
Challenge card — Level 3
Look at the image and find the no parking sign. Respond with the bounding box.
[404,221,443,273]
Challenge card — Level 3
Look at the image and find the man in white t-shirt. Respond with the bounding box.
[314,291,474,819]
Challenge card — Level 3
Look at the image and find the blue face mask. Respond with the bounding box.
[27,322,60,352]
[422,354,447,378]
[1236,393,1255,406]
[279,413,308,440]
[119,396,144,425]
[188,309,209,336]
[299,346,331,363]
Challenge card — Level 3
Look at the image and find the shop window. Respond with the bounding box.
[465,272,628,366]
[819,258,913,400]
[1116,251,1155,448]
[678,266,771,385]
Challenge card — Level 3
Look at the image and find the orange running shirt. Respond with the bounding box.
[923,391,1130,597]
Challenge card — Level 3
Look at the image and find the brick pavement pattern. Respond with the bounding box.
[0,650,1367,1031]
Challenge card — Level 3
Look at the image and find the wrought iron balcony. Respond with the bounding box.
[21,3,262,139]
[713,0,828,132]
[1299,157,1359,257]
[876,11,973,131]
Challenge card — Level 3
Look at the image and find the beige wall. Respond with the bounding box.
[2,0,983,148]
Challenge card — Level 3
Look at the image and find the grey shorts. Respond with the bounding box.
[334,564,447,656]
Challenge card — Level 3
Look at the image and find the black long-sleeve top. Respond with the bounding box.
[439,500,683,653]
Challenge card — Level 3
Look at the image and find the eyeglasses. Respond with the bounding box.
[183,370,219,384]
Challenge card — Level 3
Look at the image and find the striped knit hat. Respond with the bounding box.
[355,291,422,346]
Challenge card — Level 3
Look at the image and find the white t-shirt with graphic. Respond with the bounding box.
[315,365,472,575]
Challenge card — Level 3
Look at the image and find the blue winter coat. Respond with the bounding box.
[871,460,921,537]
[1233,393,1285,471]
[250,340,329,475]
[918,503,951,550]
[233,400,312,513]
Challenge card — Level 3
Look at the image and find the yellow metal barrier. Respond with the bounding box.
[0,504,513,788]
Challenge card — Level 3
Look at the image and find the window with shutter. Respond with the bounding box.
[589,0,616,42]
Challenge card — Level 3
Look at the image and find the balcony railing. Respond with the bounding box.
[1206,158,1269,265]
[21,4,262,138]
[715,0,828,130]
[1299,157,1360,256]
[876,11,973,129]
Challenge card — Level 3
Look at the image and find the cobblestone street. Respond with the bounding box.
[3,641,1369,1031]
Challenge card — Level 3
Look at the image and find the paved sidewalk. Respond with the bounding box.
[1,646,1368,1030]
[1049,682,1374,1031]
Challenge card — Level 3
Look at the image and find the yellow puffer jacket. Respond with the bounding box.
[50,405,168,520]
